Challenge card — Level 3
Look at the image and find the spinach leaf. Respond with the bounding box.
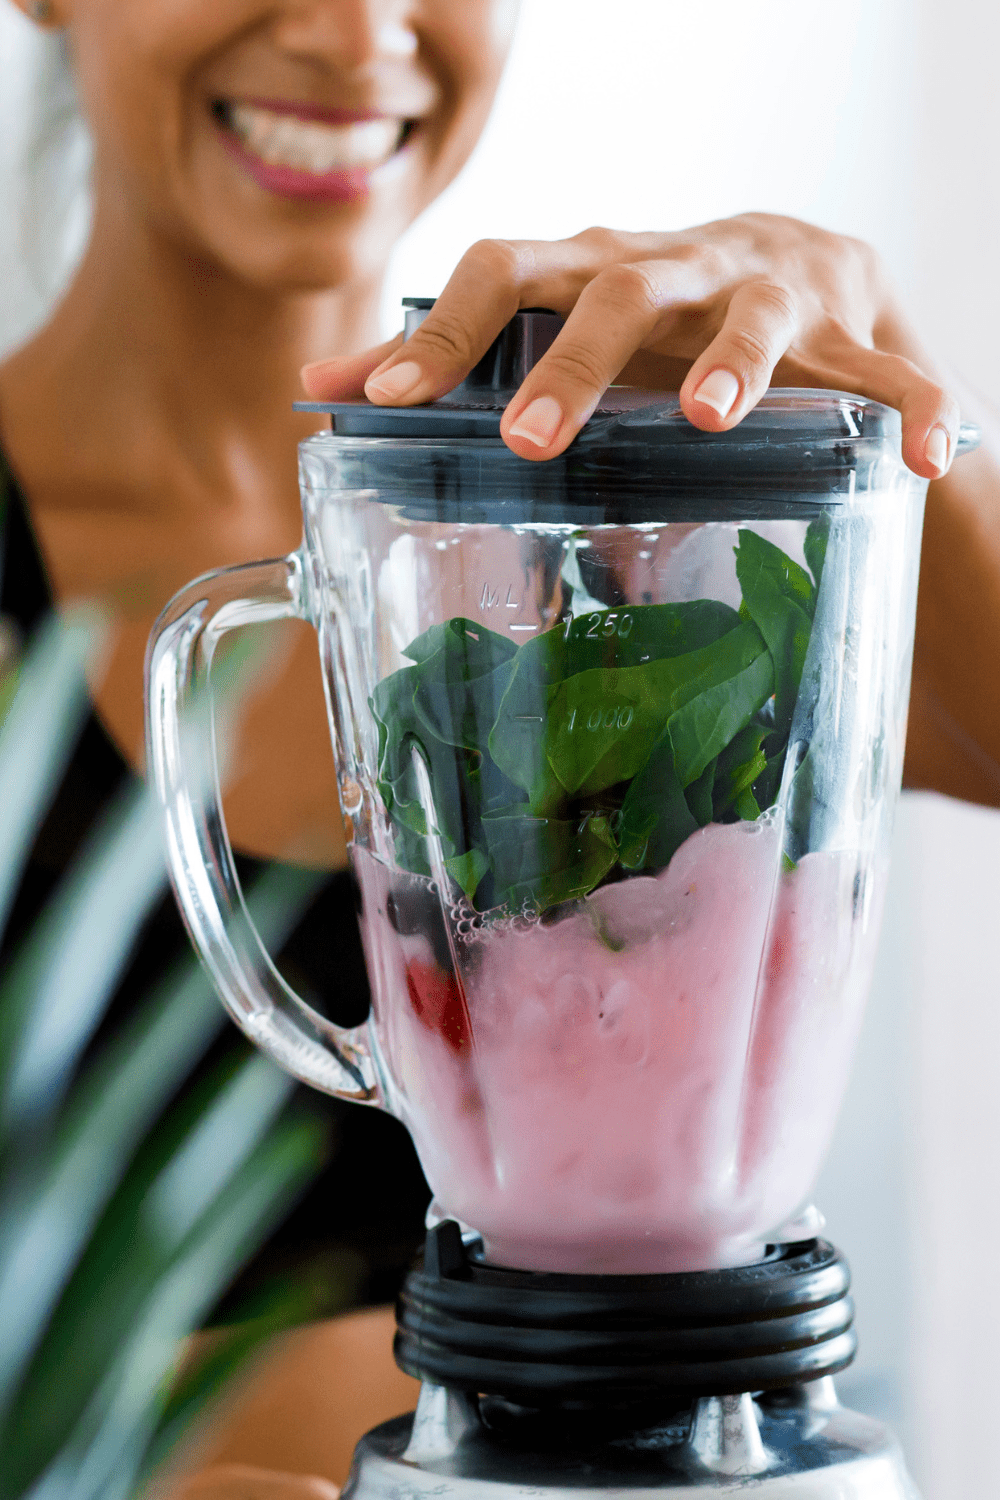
[404,619,517,753]
[545,653,710,799]
[393,820,432,879]
[444,847,491,904]
[713,723,769,819]
[735,530,814,734]
[561,600,742,674]
[733,784,762,820]
[545,620,769,799]
[486,646,564,815]
[479,810,618,913]
[488,600,740,811]
[372,621,523,864]
[736,528,816,617]
[804,514,831,590]
[413,658,516,753]
[617,726,698,871]
[403,616,517,672]
[667,639,774,786]
[373,530,816,916]
[684,756,717,826]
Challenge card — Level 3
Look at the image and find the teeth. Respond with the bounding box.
[227,103,404,174]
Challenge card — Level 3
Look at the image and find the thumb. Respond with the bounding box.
[301,333,405,400]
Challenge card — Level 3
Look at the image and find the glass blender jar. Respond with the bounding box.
[146,304,977,1497]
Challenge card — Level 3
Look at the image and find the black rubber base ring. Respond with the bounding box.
[395,1222,856,1405]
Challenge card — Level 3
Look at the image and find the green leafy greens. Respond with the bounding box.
[371,525,825,914]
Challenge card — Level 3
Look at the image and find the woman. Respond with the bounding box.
[1,1,998,1495]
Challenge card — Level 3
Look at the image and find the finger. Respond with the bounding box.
[679,280,799,432]
[300,334,404,400]
[361,233,615,406]
[363,240,531,405]
[500,258,708,461]
[818,345,960,479]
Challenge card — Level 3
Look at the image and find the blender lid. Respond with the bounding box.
[294,300,978,521]
[296,298,904,447]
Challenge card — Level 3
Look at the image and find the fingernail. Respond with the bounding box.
[924,424,950,473]
[507,395,564,448]
[365,359,423,402]
[693,369,740,418]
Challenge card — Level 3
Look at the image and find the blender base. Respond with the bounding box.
[366,1225,919,1497]
[343,1380,920,1499]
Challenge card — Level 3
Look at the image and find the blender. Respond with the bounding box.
[146,301,978,1497]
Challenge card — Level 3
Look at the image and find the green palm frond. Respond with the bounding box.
[0,611,98,941]
[0,614,331,1500]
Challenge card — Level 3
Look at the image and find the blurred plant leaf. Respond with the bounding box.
[0,784,169,1141]
[0,861,322,1425]
[0,614,331,1500]
[18,1113,324,1500]
[0,612,101,944]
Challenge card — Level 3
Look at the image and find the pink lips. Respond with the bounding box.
[235,96,394,126]
[214,98,409,204]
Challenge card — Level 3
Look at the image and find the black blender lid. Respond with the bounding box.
[295,298,902,446]
[294,300,978,522]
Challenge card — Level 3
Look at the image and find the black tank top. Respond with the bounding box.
[0,455,429,1317]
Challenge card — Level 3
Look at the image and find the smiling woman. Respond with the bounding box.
[1,0,1000,1495]
[59,0,510,293]
[215,102,412,199]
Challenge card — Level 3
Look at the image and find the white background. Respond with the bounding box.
[3,2,1000,1494]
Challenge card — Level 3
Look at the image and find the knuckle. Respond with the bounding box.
[571,224,647,268]
[666,239,725,282]
[591,260,663,318]
[411,308,478,365]
[462,237,524,285]
[748,279,798,328]
[572,224,619,255]
[735,210,783,234]
[665,238,700,265]
[541,341,609,390]
[727,325,776,370]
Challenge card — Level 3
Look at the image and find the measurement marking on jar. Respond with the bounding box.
[513,714,544,722]
[567,705,635,733]
[480,581,524,611]
[564,610,635,640]
[509,623,538,633]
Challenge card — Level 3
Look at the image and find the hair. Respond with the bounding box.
[0,4,91,357]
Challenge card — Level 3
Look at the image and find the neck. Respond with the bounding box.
[10,190,384,495]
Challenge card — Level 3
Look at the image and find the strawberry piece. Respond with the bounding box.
[405,959,473,1054]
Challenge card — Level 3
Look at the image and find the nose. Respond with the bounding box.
[272,1,418,73]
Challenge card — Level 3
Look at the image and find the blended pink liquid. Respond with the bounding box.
[355,819,880,1274]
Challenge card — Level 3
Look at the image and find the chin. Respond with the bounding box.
[213,231,388,296]
[177,169,423,297]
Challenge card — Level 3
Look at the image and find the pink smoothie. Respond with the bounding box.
[354,818,881,1273]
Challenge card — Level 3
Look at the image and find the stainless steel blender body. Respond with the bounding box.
[346,1382,919,1500]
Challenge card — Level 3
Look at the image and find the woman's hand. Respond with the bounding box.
[302,213,958,480]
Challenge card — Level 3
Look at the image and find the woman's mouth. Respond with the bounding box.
[212,99,414,202]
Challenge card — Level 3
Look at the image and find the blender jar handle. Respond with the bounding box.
[145,550,378,1103]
